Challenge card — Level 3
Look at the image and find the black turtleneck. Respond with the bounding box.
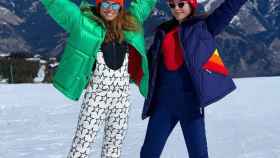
[101,41,128,70]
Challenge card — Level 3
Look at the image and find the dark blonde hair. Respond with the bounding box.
[97,7,140,43]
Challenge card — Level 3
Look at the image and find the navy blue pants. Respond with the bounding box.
[140,92,208,158]
[141,61,209,158]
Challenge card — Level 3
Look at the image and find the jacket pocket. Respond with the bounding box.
[199,68,215,101]
[202,48,229,76]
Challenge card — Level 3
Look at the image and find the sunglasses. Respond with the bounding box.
[168,2,186,9]
[100,1,121,11]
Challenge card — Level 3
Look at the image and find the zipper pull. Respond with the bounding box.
[206,69,212,74]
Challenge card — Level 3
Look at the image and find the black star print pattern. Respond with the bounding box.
[67,51,130,158]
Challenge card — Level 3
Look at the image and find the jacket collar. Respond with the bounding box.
[157,15,206,33]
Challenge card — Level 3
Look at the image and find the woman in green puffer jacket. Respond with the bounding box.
[40,0,156,157]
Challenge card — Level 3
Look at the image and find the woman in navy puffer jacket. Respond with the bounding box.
[141,0,248,157]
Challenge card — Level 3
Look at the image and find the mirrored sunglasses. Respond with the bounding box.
[100,1,121,11]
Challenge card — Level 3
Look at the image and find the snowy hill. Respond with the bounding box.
[0,77,280,158]
[0,0,280,77]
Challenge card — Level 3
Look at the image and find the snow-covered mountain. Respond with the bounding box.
[0,0,76,57]
[214,0,280,77]
[0,0,280,77]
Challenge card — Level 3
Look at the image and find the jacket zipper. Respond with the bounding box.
[177,26,191,75]
[177,26,202,99]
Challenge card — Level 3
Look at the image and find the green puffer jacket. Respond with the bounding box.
[41,0,156,100]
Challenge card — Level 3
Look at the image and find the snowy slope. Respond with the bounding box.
[0,77,280,158]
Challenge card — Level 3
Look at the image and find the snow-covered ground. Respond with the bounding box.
[0,77,280,158]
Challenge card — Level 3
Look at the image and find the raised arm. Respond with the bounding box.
[206,0,248,36]
[128,0,157,24]
[41,0,81,33]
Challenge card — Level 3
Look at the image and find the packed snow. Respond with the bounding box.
[0,77,280,158]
